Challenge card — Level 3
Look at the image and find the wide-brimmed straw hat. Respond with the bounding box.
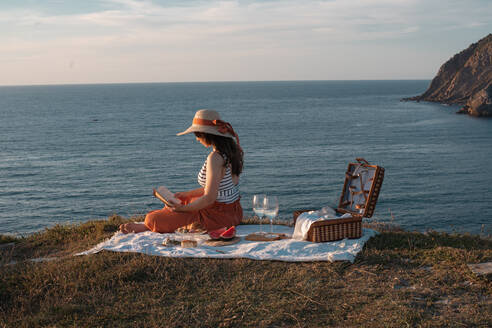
[177,109,235,139]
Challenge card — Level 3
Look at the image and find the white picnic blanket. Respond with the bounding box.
[76,224,377,263]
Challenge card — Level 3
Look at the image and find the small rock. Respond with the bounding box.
[467,262,492,276]
[436,297,450,305]
[0,242,16,249]
[456,106,470,114]
[30,257,59,263]
[393,277,410,290]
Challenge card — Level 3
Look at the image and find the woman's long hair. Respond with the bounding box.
[194,132,243,176]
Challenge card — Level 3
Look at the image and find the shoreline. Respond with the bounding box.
[2,215,490,241]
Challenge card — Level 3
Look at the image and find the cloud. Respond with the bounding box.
[0,0,491,84]
[2,0,489,42]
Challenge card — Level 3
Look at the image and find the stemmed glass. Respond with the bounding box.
[252,194,266,234]
[263,195,279,237]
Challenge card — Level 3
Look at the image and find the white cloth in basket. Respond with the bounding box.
[292,207,352,241]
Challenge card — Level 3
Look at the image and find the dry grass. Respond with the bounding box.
[0,216,491,327]
[0,215,138,263]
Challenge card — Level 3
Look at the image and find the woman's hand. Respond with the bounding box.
[174,191,188,200]
[168,198,187,212]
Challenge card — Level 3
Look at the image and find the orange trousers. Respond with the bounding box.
[144,196,243,233]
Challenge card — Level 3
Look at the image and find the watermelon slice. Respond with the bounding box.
[208,227,227,240]
[220,226,236,240]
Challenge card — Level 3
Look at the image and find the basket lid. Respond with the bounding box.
[337,158,384,218]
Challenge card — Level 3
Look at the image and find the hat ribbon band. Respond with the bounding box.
[193,118,242,150]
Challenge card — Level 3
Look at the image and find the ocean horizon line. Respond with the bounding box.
[0,79,432,88]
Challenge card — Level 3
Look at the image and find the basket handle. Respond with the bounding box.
[356,157,370,165]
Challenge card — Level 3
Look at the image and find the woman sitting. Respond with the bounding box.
[120,109,244,234]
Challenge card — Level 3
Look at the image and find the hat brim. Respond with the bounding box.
[177,124,234,138]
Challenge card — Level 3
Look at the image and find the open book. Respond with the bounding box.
[153,186,182,207]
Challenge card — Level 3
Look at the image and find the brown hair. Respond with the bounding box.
[194,132,243,176]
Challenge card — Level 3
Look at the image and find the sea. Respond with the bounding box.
[1,81,491,236]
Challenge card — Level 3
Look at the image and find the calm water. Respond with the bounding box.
[1,81,491,235]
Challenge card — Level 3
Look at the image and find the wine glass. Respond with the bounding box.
[263,195,279,236]
[252,194,266,234]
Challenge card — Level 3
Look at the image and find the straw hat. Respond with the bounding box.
[177,109,235,139]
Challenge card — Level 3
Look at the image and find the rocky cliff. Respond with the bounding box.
[406,34,492,117]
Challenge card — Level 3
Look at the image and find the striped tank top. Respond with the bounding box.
[197,153,240,204]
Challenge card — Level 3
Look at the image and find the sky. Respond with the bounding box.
[1,0,491,85]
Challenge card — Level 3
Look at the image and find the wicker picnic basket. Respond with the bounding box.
[293,158,384,242]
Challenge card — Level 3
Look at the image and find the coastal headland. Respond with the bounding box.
[404,34,492,117]
[1,215,490,327]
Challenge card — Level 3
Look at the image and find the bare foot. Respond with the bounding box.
[119,224,128,233]
[119,223,150,234]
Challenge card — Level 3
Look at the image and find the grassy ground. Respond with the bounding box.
[0,216,491,328]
